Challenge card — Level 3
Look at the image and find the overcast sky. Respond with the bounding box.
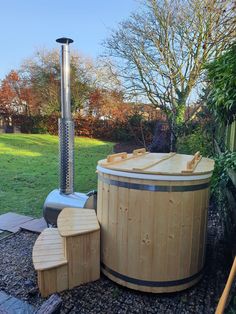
[0,0,140,79]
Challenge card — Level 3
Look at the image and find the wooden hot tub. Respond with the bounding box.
[97,149,214,293]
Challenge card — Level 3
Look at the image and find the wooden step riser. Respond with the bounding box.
[65,230,100,289]
[37,264,68,297]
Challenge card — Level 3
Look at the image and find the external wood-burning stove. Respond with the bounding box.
[43,38,96,226]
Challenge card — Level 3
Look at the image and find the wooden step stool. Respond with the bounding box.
[32,228,68,297]
[57,208,100,289]
[32,208,100,297]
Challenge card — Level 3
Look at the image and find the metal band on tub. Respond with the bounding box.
[101,263,204,287]
[98,174,210,192]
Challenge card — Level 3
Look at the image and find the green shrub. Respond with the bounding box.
[205,43,236,124]
[211,151,236,194]
[176,128,214,157]
[112,125,132,141]
[211,151,236,244]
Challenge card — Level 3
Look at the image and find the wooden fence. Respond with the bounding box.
[214,119,236,248]
[222,121,236,245]
[225,121,236,152]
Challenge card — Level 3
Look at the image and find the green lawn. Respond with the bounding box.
[0,134,114,217]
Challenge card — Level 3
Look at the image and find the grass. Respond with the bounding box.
[0,134,114,217]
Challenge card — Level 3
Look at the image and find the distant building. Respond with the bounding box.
[0,97,27,132]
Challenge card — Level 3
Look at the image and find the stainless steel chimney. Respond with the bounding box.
[58,37,74,195]
[43,38,97,226]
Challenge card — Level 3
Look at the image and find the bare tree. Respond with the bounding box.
[21,49,95,115]
[20,49,123,116]
[105,0,236,148]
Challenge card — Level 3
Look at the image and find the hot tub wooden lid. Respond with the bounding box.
[98,149,214,176]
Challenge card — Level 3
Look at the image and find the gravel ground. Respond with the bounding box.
[0,204,232,314]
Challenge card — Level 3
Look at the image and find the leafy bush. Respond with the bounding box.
[12,114,59,134]
[210,151,236,244]
[112,124,132,142]
[176,128,214,157]
[211,151,236,194]
[206,43,236,124]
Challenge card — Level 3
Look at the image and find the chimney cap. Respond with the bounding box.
[56,37,74,44]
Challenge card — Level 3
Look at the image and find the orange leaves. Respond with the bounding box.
[88,88,129,121]
[7,70,19,82]
[0,70,35,116]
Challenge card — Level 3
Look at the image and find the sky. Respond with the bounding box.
[0,0,140,79]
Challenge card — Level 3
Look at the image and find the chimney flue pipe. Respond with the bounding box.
[43,37,96,227]
[56,37,74,195]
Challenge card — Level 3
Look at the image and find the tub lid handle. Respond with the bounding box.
[182,151,202,173]
[107,152,128,163]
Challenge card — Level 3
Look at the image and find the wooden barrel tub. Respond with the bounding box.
[97,150,215,293]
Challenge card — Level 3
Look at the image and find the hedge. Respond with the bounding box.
[11,113,164,146]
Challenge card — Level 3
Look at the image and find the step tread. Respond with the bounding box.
[33,228,67,270]
[58,208,100,237]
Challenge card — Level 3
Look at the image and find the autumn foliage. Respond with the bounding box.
[0,50,168,148]
[0,70,39,117]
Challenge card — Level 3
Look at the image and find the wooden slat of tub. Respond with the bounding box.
[151,192,160,283]
[97,175,103,223]
[178,191,194,279]
[108,180,119,271]
[139,190,154,280]
[117,178,129,275]
[197,190,205,270]
[190,189,202,274]
[198,189,207,269]
[127,187,142,279]
[201,187,209,267]
[166,191,182,280]
[190,190,202,274]
[201,188,210,265]
[101,174,109,263]
[198,187,210,269]
[154,191,169,280]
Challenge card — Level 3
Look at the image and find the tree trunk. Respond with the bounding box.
[148,120,171,153]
